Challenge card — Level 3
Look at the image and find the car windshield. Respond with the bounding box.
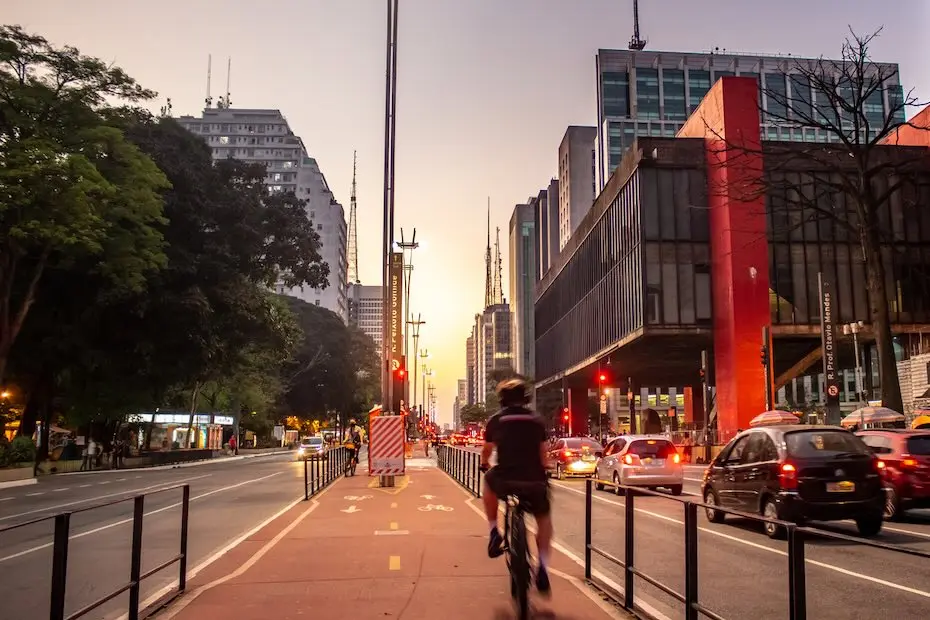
[627,439,676,458]
[785,430,869,458]
[564,439,602,451]
[301,438,323,446]
[906,435,930,455]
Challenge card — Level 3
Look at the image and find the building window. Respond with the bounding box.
[764,73,788,121]
[219,136,230,145]
[688,70,711,113]
[602,71,630,117]
[662,69,686,121]
[636,68,660,119]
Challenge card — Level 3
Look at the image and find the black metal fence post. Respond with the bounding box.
[179,485,190,592]
[624,489,635,610]
[788,527,807,620]
[128,495,145,620]
[49,512,71,620]
[303,457,309,501]
[584,479,593,580]
[684,502,699,620]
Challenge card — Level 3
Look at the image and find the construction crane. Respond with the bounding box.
[628,0,647,51]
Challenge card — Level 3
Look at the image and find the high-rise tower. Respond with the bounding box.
[484,198,493,309]
[347,151,359,284]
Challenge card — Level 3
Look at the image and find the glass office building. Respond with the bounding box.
[595,49,907,190]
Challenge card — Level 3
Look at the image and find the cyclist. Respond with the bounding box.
[344,420,362,469]
[481,378,552,594]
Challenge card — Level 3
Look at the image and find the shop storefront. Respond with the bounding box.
[130,412,234,450]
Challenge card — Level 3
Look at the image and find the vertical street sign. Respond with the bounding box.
[818,272,841,423]
[389,252,405,413]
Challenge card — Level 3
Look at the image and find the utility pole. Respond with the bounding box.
[398,228,419,409]
[381,0,399,416]
[761,326,774,411]
[407,316,425,409]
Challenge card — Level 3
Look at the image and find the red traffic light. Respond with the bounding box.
[598,373,607,382]
[563,414,570,421]
[396,368,406,378]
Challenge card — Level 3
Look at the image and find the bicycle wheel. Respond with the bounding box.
[350,458,357,476]
[509,508,530,620]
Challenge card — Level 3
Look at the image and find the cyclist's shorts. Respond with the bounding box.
[484,467,551,517]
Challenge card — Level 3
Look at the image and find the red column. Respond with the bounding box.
[678,77,770,433]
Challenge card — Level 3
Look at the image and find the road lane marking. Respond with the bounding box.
[0,497,13,502]
[0,474,212,523]
[374,530,409,535]
[389,555,401,570]
[79,484,91,488]
[52,488,68,492]
[0,472,269,564]
[391,502,397,508]
[551,482,930,599]
[25,493,43,497]
[460,485,670,620]
[98,481,110,485]
[145,486,330,620]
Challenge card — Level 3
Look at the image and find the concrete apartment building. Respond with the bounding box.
[595,48,906,190]
[465,333,476,406]
[178,107,348,319]
[347,283,383,350]
[558,126,597,250]
[472,303,513,405]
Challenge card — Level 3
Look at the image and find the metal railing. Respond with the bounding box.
[583,478,930,620]
[436,445,482,497]
[0,484,190,620]
[302,446,350,500]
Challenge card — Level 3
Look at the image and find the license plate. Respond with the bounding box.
[582,455,596,462]
[827,481,855,493]
[642,457,653,465]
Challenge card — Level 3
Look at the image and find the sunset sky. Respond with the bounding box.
[7,0,927,425]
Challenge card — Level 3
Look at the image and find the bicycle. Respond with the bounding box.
[482,465,534,620]
[503,491,531,620]
[344,443,358,476]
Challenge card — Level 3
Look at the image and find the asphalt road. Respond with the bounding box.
[456,444,930,618]
[547,464,930,620]
[0,451,336,620]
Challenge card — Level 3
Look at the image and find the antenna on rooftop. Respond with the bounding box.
[205,54,213,108]
[628,0,647,51]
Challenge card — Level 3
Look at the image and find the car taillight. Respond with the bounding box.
[672,453,681,464]
[900,455,919,470]
[623,454,640,465]
[779,462,798,489]
[564,450,573,458]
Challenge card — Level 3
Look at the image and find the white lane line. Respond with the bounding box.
[117,478,127,482]
[551,482,930,599]
[0,474,212,523]
[98,481,111,485]
[458,485,667,620]
[0,472,281,564]
[24,493,44,497]
[52,488,68,492]
[116,477,344,620]
[79,484,91,488]
[684,477,703,483]
[0,497,13,502]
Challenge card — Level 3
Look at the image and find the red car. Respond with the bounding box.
[857,429,930,519]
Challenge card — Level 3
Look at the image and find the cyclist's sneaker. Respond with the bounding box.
[487,528,504,558]
[536,566,551,595]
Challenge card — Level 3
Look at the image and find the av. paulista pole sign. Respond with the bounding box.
[818,272,841,423]
[389,251,404,377]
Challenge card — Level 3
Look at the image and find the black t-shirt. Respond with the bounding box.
[484,406,547,481]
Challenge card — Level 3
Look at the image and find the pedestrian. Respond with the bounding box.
[229,434,238,455]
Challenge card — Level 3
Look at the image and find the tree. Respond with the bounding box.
[0,25,168,382]
[707,28,930,413]
[460,403,489,425]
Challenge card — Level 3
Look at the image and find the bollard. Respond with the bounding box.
[128,495,145,620]
[179,485,190,592]
[684,502,699,620]
[303,458,309,501]
[49,513,71,620]
[624,489,635,609]
[584,479,593,580]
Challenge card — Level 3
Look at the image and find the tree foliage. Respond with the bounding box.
[707,28,930,414]
[0,26,366,449]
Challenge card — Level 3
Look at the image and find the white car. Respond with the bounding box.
[594,435,683,495]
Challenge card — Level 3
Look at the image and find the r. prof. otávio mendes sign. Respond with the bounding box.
[389,252,404,368]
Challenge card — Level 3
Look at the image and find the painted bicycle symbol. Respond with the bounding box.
[418,504,454,512]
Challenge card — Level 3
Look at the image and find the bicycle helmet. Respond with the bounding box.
[496,378,531,407]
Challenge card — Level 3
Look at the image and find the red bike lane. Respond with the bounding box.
[152,461,628,619]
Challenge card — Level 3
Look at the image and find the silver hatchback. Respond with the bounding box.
[594,436,683,495]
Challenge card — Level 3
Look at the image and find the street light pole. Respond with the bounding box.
[380,0,398,412]
[843,321,866,423]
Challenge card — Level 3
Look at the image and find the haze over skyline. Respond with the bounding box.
[8,0,927,426]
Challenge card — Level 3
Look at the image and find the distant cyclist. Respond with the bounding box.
[481,378,552,594]
[344,420,362,467]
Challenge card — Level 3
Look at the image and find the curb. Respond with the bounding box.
[0,476,38,490]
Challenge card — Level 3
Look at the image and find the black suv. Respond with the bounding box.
[701,426,885,538]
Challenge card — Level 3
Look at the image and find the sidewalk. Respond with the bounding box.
[153,457,627,619]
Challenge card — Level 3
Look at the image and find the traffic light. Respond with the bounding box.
[391,362,407,414]
[562,407,570,422]
[598,373,607,383]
